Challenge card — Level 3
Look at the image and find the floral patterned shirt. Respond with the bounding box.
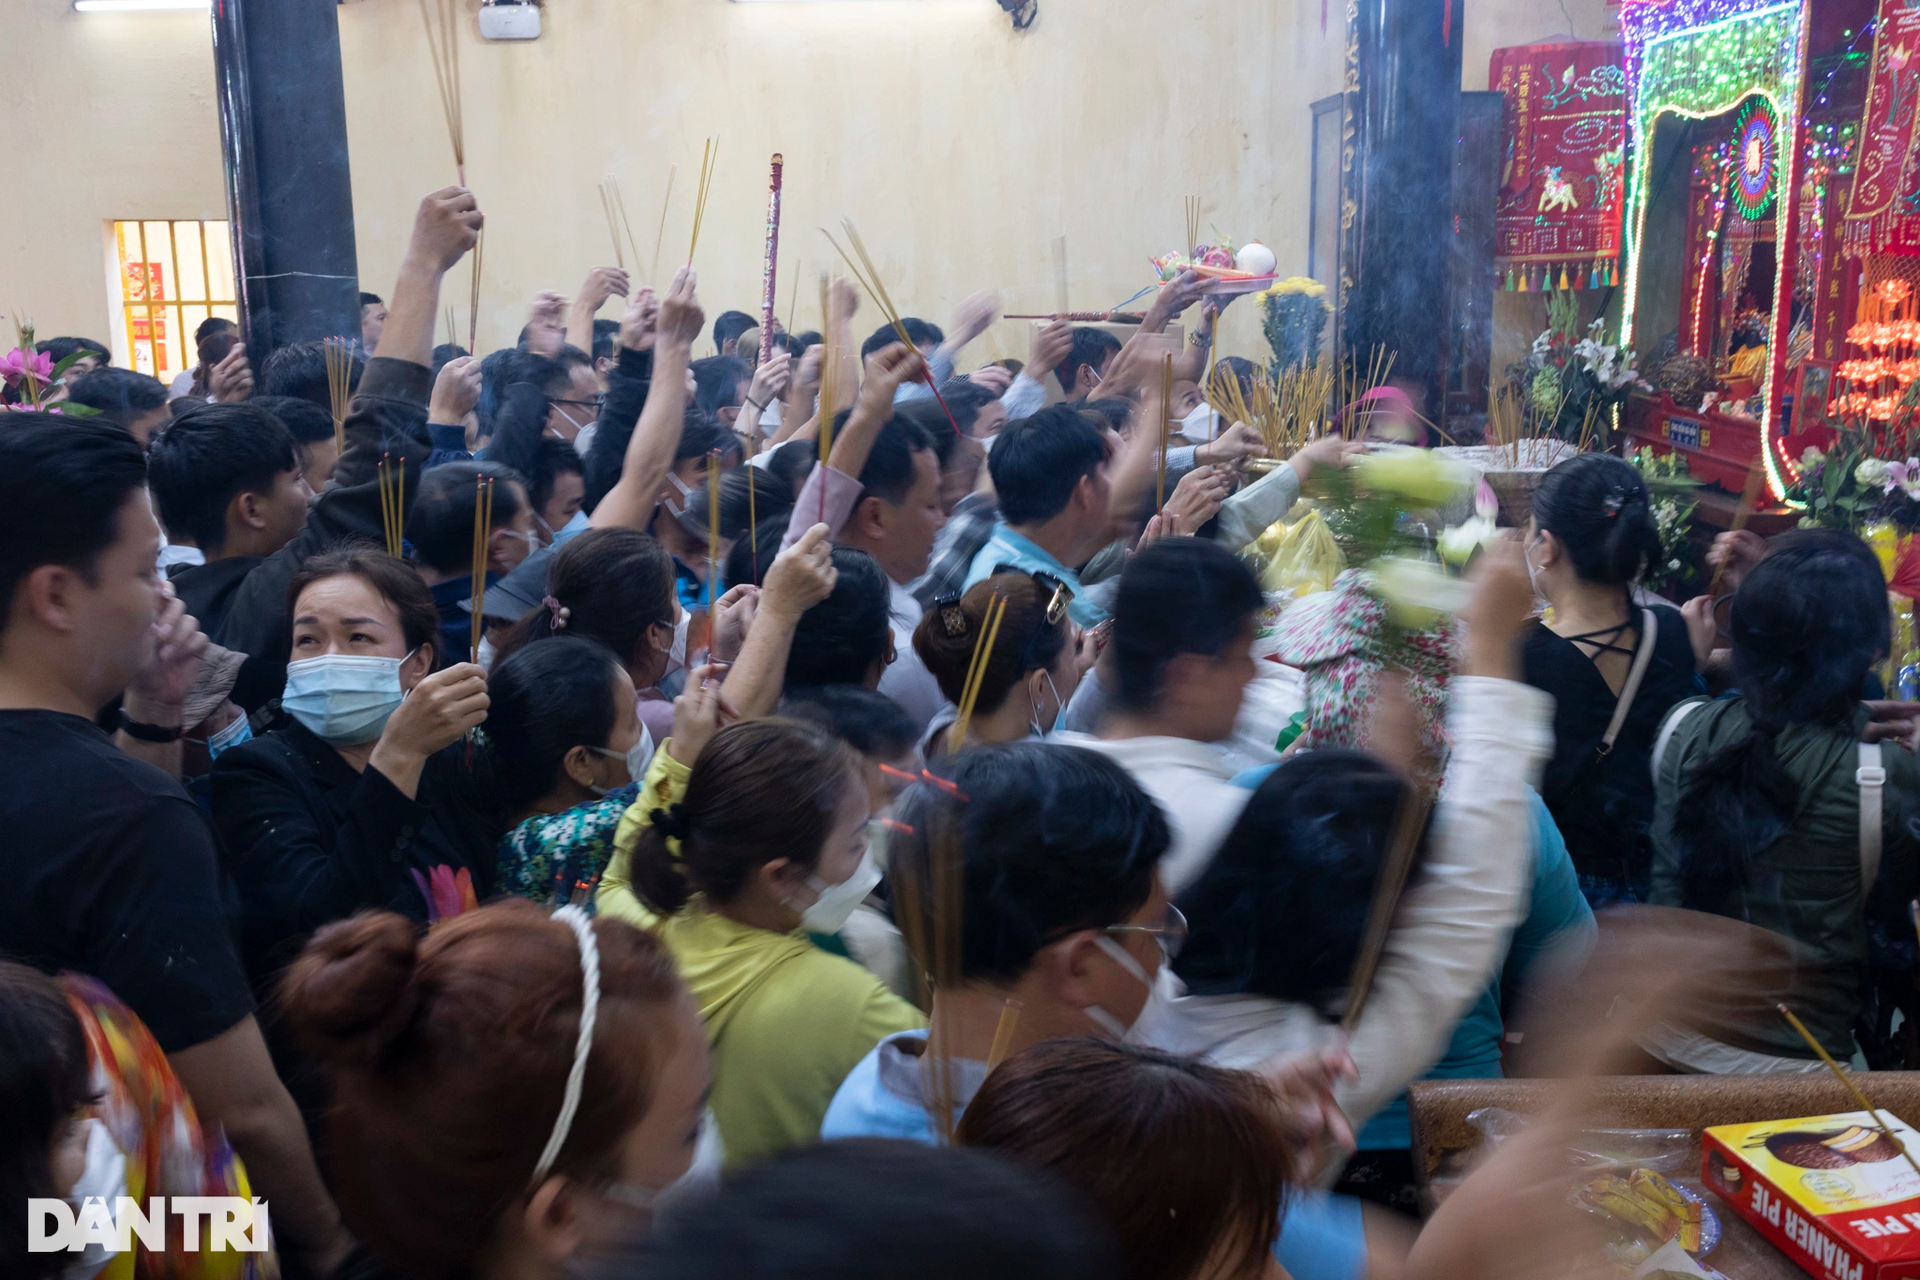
[496,782,640,914]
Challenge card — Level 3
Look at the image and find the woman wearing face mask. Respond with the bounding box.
[212,548,494,981]
[493,528,689,749]
[278,900,713,1280]
[1520,453,1710,908]
[597,718,925,1168]
[489,636,731,912]
[912,573,1094,759]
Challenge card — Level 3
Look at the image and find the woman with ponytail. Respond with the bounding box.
[597,718,923,1168]
[1521,453,1711,907]
[1649,532,1919,1068]
[278,900,711,1280]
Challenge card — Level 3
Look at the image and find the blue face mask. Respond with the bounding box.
[282,653,411,746]
[548,508,591,548]
[207,713,253,759]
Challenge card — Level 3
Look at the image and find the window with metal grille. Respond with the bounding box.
[110,220,237,382]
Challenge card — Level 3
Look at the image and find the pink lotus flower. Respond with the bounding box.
[0,347,52,388]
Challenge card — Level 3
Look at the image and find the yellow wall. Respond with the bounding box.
[5,0,1610,373]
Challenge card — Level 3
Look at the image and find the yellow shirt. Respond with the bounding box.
[598,743,926,1167]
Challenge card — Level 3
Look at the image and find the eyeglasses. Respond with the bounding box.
[551,395,603,411]
[1105,903,1188,960]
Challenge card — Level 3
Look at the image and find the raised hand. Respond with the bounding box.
[657,266,705,349]
[947,290,1002,346]
[761,523,839,620]
[1161,464,1232,535]
[524,292,568,357]
[967,364,1013,397]
[709,584,760,663]
[668,664,739,767]
[619,286,659,353]
[1287,430,1367,483]
[748,348,792,407]
[1195,423,1265,465]
[208,343,253,403]
[1027,319,1073,379]
[856,343,928,416]
[1462,539,1534,679]
[576,266,631,314]
[830,277,862,326]
[379,663,489,759]
[406,186,484,275]
[428,355,482,426]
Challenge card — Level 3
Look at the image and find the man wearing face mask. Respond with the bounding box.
[406,460,539,664]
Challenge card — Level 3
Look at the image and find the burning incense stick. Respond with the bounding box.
[786,259,802,337]
[1341,785,1435,1035]
[377,454,406,560]
[1185,196,1202,256]
[688,138,719,266]
[1157,353,1173,515]
[759,154,785,368]
[444,305,456,349]
[608,175,642,274]
[598,180,625,270]
[469,475,494,658]
[823,220,966,436]
[651,163,677,286]
[468,226,485,355]
[323,336,353,456]
[985,998,1025,1071]
[706,450,722,612]
[1778,1003,1920,1182]
[948,594,1007,754]
[417,0,466,184]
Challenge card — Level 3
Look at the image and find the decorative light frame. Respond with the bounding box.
[1620,0,1809,503]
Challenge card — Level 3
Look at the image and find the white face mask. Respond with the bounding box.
[1029,669,1068,739]
[283,652,410,745]
[795,846,881,934]
[587,734,652,795]
[604,1108,726,1224]
[663,471,694,519]
[1176,402,1219,441]
[476,633,498,670]
[67,1119,128,1277]
[655,608,690,677]
[1081,935,1171,1043]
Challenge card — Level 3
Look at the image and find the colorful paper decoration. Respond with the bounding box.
[1731,95,1779,220]
[1491,41,1628,275]
[1845,0,1920,255]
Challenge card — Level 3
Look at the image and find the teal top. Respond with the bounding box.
[963,524,1105,627]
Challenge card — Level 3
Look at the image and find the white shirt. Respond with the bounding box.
[1058,732,1250,896]
[878,575,948,732]
[1134,676,1554,1128]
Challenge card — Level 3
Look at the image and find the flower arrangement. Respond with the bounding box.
[1260,276,1331,374]
[1513,292,1648,438]
[2,316,100,414]
[1628,447,1702,592]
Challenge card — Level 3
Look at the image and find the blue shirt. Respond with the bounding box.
[823,1030,1368,1280]
[963,524,1106,627]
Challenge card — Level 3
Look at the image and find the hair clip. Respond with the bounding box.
[935,593,968,637]
[1603,489,1626,519]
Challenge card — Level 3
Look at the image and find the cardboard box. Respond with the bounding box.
[1703,1111,1920,1280]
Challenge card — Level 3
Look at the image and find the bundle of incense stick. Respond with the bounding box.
[759,154,785,368]
[418,0,466,184]
[748,462,759,582]
[324,336,353,456]
[377,454,406,559]
[468,226,485,355]
[1337,346,1398,440]
[823,219,965,436]
[1209,360,1332,458]
[1157,353,1174,515]
[610,175,641,272]
[469,475,494,658]
[651,163,678,287]
[948,593,1008,755]
[598,180,626,270]
[706,450,722,612]
[1340,785,1435,1035]
[1185,196,1203,256]
[688,139,719,266]
[816,274,838,524]
[444,305,457,349]
[1778,1003,1920,1181]
[786,259,802,336]
[1004,311,1146,324]
[11,315,41,410]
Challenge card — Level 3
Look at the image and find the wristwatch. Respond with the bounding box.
[119,710,184,743]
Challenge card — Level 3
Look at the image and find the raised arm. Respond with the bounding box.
[590,267,702,532]
[781,345,926,549]
[373,186,482,371]
[719,524,840,717]
[565,266,630,354]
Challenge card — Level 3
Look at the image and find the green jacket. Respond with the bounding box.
[1650,697,1919,1060]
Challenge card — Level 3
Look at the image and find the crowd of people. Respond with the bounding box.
[4,182,1919,1280]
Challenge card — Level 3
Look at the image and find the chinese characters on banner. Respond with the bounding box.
[1491,41,1628,289]
[1844,0,1920,255]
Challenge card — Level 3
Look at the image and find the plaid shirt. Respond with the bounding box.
[909,490,998,611]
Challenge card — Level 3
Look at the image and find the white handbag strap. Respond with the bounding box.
[1650,697,1706,786]
[1598,609,1659,757]
[1859,740,1886,899]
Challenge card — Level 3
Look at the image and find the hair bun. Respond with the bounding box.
[278,911,422,1067]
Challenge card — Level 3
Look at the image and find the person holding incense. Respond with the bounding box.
[598,717,924,1167]
[1647,531,1920,1071]
[914,571,1094,758]
[212,546,494,982]
[821,742,1378,1280]
[1521,453,1711,909]
[406,459,538,665]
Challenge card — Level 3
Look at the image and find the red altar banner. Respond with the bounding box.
[1491,41,1628,267]
[1845,0,1920,255]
